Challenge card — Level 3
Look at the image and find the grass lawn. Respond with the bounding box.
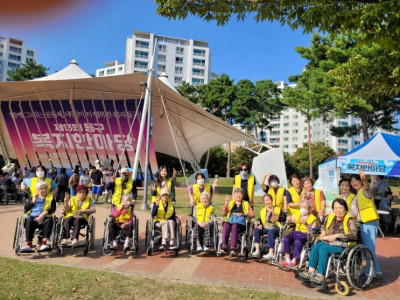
[0,258,306,300]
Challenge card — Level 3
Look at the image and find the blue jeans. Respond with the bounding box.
[253,227,279,249]
[308,241,343,275]
[70,187,76,197]
[360,221,381,275]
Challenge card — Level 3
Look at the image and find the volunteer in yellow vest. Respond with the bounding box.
[151,187,178,250]
[61,185,96,247]
[189,172,214,206]
[21,165,58,196]
[338,178,356,210]
[260,173,288,212]
[218,188,255,256]
[300,176,326,221]
[232,163,255,206]
[300,198,358,284]
[22,181,56,252]
[151,165,175,203]
[349,171,382,278]
[287,174,303,216]
[108,194,135,251]
[281,199,318,267]
[195,192,215,252]
[107,167,137,205]
[252,194,281,260]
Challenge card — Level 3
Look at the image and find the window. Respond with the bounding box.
[339,121,349,126]
[158,54,166,62]
[135,50,148,59]
[176,47,184,55]
[293,115,299,119]
[270,130,280,136]
[174,76,183,84]
[176,57,183,64]
[283,145,289,149]
[118,66,123,71]
[175,67,183,74]
[283,137,289,141]
[9,46,21,53]
[292,145,298,148]
[193,49,205,57]
[304,135,307,139]
[338,139,348,144]
[270,138,280,143]
[292,137,298,141]
[192,68,204,76]
[158,44,167,52]
[158,64,166,72]
[135,40,149,49]
[26,58,34,63]
[26,50,34,56]
[338,148,348,153]
[284,115,289,119]
[192,78,204,85]
[9,54,21,61]
[99,70,104,76]
[292,122,298,126]
[283,123,289,127]
[355,141,361,146]
[283,130,289,134]
[292,129,298,133]
[134,61,148,69]
[7,62,19,68]
[107,68,115,75]
[193,58,205,66]
[271,124,280,128]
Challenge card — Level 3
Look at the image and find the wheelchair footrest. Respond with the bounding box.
[19,249,35,253]
[37,248,53,253]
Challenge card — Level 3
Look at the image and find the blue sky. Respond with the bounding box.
[1,0,311,83]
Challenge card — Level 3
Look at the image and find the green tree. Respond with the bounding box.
[155,0,400,50]
[232,79,256,138]
[289,142,336,178]
[8,61,48,81]
[197,74,236,177]
[177,81,198,104]
[231,147,258,176]
[199,146,227,177]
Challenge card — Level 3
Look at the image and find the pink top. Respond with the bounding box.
[112,205,134,225]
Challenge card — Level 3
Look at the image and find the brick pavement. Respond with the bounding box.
[1,204,399,299]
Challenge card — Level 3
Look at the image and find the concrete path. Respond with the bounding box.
[1,204,399,299]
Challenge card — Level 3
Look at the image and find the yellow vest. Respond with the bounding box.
[325,213,356,246]
[260,206,281,228]
[25,194,54,218]
[357,189,379,223]
[341,193,356,210]
[30,177,53,195]
[114,203,132,223]
[65,196,91,221]
[195,203,214,222]
[154,199,175,222]
[234,175,255,202]
[294,211,318,233]
[288,186,302,216]
[152,179,172,203]
[267,186,285,210]
[225,200,250,222]
[192,183,211,205]
[112,177,134,205]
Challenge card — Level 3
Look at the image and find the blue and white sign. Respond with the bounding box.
[341,158,398,175]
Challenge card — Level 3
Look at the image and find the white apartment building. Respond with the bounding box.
[96,60,125,77]
[0,36,38,81]
[96,30,212,87]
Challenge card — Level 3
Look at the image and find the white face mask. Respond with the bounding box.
[300,208,309,215]
[240,170,248,180]
[270,181,279,188]
[36,171,45,178]
[197,179,204,185]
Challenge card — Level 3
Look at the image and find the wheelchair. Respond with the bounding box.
[294,227,321,275]
[13,215,58,255]
[145,216,182,256]
[186,215,219,255]
[300,240,375,296]
[216,217,252,259]
[102,207,139,256]
[55,214,95,256]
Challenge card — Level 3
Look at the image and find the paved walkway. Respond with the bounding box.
[1,204,399,299]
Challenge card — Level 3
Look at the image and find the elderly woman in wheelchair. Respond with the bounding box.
[252,193,281,259]
[299,198,358,285]
[21,181,56,252]
[281,199,319,267]
[194,192,215,252]
[218,188,254,256]
[61,185,96,247]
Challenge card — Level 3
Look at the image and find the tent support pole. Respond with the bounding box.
[141,89,152,210]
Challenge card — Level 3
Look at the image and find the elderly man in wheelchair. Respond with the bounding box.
[18,181,56,253]
[299,198,374,295]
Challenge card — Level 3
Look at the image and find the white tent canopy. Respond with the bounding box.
[0,73,264,169]
[32,59,91,81]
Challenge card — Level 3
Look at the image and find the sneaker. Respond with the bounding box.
[310,273,325,285]
[170,244,178,250]
[218,247,228,255]
[262,253,275,260]
[252,250,261,258]
[230,249,237,256]
[374,272,383,279]
[280,260,296,267]
[196,246,203,252]
[299,271,315,281]
[203,246,209,252]
[22,245,32,251]
[159,244,166,250]
[40,244,50,251]
[111,240,118,250]
[61,239,69,246]
[71,240,78,247]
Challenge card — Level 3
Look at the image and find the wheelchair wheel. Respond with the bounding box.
[50,216,58,250]
[145,220,151,248]
[335,281,350,296]
[57,246,63,256]
[134,217,139,253]
[13,217,21,249]
[346,244,375,290]
[89,216,95,250]
[103,218,113,256]
[146,247,152,256]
